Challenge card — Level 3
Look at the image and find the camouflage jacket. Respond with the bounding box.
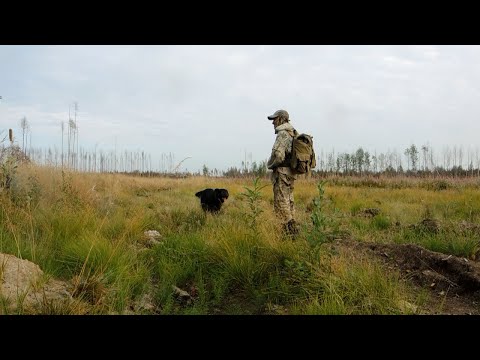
[267,122,297,176]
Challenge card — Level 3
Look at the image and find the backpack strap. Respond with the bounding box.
[286,128,298,138]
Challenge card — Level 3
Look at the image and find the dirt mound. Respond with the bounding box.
[360,208,380,217]
[408,218,441,233]
[333,240,480,314]
[0,253,73,314]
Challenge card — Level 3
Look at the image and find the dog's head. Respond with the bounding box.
[214,188,229,203]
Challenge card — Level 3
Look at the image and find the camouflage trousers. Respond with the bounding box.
[271,170,296,224]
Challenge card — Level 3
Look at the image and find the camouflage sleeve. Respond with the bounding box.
[267,131,289,169]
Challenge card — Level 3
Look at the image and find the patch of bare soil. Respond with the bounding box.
[333,239,480,315]
[208,289,264,315]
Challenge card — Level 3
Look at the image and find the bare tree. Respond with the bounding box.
[430,145,435,172]
[404,147,411,171]
[74,102,79,171]
[459,146,463,170]
[445,146,452,172]
[68,118,76,169]
[20,116,29,156]
[421,144,429,171]
[476,148,480,177]
[61,121,64,168]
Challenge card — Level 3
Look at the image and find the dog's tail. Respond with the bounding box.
[195,190,204,198]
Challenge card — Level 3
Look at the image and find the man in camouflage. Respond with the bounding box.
[267,109,299,237]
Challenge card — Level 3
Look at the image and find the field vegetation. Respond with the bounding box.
[2,160,479,314]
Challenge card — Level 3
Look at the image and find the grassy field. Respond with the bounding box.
[1,164,480,314]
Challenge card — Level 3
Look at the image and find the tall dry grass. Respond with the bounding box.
[3,165,477,314]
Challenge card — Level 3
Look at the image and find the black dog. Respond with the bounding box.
[195,188,229,213]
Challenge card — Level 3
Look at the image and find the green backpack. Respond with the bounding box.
[291,132,316,174]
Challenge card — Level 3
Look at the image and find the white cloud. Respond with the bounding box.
[383,55,416,67]
[2,45,480,171]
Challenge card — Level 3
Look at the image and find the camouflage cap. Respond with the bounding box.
[267,109,289,120]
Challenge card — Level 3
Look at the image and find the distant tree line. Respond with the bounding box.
[10,143,480,179]
[5,103,480,178]
[312,144,480,178]
[4,113,480,179]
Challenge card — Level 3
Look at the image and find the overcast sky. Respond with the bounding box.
[1,45,480,172]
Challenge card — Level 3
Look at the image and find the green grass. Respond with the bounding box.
[2,166,478,314]
[393,227,479,258]
[289,249,413,315]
